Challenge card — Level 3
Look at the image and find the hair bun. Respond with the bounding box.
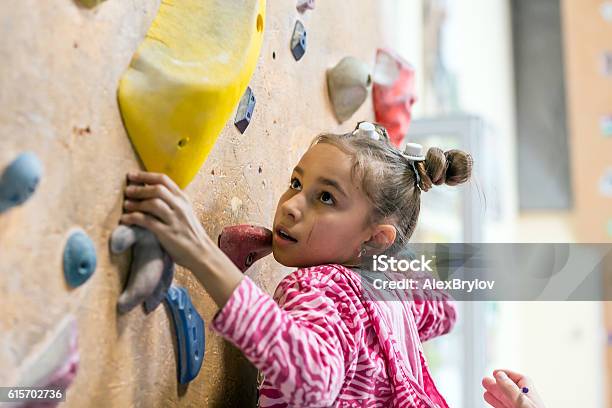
[416,147,473,192]
[444,149,473,186]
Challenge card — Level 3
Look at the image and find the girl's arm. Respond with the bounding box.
[408,271,457,342]
[120,172,359,406]
[120,171,244,308]
[211,268,360,407]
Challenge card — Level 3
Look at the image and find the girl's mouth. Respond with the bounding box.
[275,227,298,243]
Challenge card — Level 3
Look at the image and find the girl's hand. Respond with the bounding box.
[120,171,212,271]
[482,369,546,408]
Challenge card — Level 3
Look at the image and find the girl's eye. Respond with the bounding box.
[320,191,335,205]
[289,178,301,190]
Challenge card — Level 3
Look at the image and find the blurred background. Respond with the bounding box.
[379,0,611,407]
[1,0,610,406]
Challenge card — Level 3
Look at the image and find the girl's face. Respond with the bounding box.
[272,143,375,268]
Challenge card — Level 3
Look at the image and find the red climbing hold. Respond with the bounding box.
[372,48,417,147]
[218,225,273,272]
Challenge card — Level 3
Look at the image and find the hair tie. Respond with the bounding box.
[353,121,380,140]
[402,143,426,188]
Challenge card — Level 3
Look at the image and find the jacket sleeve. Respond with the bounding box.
[409,271,458,342]
[210,267,360,407]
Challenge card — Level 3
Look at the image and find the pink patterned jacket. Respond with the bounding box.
[211,263,456,407]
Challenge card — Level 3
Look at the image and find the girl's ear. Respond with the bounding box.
[365,224,397,253]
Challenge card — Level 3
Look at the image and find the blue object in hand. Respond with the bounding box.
[165,285,205,384]
[64,230,97,287]
[0,152,42,213]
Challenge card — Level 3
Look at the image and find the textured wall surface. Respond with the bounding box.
[0,0,385,406]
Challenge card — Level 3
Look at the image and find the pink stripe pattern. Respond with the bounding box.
[211,264,456,407]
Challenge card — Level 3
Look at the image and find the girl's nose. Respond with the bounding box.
[281,194,304,222]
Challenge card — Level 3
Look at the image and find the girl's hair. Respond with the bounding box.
[309,125,473,256]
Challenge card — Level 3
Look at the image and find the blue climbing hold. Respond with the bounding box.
[165,285,205,384]
[63,230,97,288]
[0,152,42,213]
[234,86,256,134]
[290,20,307,61]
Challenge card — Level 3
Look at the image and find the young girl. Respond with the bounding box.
[120,122,473,407]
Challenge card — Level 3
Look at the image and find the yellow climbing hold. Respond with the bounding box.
[118,0,266,188]
[78,0,106,8]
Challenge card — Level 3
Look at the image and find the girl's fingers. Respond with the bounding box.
[127,171,182,196]
[494,369,544,408]
[484,391,508,408]
[494,369,529,387]
[483,376,512,407]
[494,371,524,402]
[124,198,173,225]
[124,183,176,208]
[120,211,167,236]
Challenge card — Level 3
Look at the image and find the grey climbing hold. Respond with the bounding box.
[290,20,307,61]
[0,152,42,213]
[326,56,372,123]
[143,253,174,313]
[296,0,315,13]
[64,230,97,288]
[110,224,143,254]
[234,87,256,134]
[110,225,175,314]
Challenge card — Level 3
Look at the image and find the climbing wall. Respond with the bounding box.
[0,0,386,406]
